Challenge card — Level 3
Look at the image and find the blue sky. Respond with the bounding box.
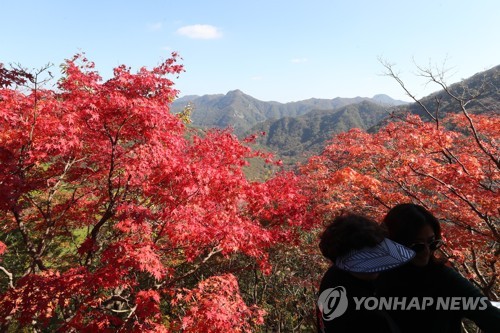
[1,0,499,102]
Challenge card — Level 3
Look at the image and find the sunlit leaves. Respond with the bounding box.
[301,112,499,296]
[0,54,312,331]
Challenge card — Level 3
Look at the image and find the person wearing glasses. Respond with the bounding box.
[377,203,500,333]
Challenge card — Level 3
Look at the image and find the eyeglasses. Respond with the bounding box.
[409,239,443,252]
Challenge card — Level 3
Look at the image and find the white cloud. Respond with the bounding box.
[291,58,308,64]
[176,24,222,39]
[251,76,263,81]
[148,22,163,31]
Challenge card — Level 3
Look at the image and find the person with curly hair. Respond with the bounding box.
[317,213,415,333]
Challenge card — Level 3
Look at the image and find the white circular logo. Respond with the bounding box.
[317,286,348,321]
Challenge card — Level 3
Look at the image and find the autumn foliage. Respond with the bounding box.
[301,111,499,297]
[0,55,314,331]
[1,53,498,331]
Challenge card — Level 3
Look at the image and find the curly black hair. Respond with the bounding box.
[319,213,386,262]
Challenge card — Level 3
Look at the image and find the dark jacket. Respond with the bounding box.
[377,263,500,333]
[317,266,400,333]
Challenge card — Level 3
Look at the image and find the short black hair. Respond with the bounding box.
[382,203,442,246]
[319,213,386,262]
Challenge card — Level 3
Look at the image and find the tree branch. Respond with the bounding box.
[378,58,437,122]
[0,265,14,289]
[409,165,498,240]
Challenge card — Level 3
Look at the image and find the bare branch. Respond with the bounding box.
[378,57,437,122]
[0,265,14,289]
[160,246,222,288]
[412,63,500,169]
[409,165,499,241]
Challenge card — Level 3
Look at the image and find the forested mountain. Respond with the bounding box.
[172,65,498,166]
[247,101,389,163]
[251,64,499,164]
[407,64,499,117]
[171,90,407,135]
[1,51,497,332]
[372,64,499,131]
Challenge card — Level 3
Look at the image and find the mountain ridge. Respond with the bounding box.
[170,90,407,135]
[172,64,498,168]
[246,100,390,165]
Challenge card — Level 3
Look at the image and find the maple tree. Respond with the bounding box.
[301,64,499,299]
[0,55,314,332]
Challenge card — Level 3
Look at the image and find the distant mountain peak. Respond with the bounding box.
[174,94,200,103]
[226,89,245,96]
[371,94,408,106]
[372,93,390,99]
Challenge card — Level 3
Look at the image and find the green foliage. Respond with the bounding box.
[170,91,405,136]
[249,101,389,166]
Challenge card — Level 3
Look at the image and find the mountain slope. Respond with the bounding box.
[370,64,500,132]
[248,101,389,163]
[247,64,499,165]
[410,64,499,117]
[171,64,498,167]
[171,90,407,135]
